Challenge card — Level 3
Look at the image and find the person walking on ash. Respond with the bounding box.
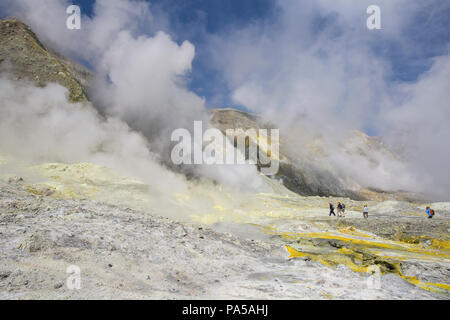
[363,204,369,219]
[329,202,336,216]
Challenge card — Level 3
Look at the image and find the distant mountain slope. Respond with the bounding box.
[0,18,90,102]
[210,109,358,198]
[210,108,416,201]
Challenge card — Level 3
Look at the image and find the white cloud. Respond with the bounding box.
[382,55,450,198]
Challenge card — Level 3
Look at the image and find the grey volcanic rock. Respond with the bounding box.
[0,180,445,299]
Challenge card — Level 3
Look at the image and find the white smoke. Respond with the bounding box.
[1,0,206,148]
[0,76,188,196]
[381,55,450,199]
[205,0,449,198]
[0,0,266,193]
[92,30,207,154]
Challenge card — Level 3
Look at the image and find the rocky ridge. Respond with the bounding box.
[0,18,90,102]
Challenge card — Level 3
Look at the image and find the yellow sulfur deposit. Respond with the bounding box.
[3,158,448,296]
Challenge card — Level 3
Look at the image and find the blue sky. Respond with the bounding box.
[72,0,277,33]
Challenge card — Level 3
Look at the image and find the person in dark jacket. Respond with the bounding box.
[329,202,336,216]
[337,201,343,217]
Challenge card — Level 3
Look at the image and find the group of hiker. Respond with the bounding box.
[328,202,435,219]
[328,201,352,218]
[328,201,369,218]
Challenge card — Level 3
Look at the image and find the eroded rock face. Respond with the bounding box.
[0,19,90,102]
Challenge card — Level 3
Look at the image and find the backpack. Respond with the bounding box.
[430,209,435,216]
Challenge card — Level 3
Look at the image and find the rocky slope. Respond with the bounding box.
[0,18,90,102]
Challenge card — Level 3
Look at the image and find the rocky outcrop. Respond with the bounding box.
[0,19,91,102]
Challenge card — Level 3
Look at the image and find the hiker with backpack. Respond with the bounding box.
[337,201,343,217]
[341,202,346,217]
[426,206,435,219]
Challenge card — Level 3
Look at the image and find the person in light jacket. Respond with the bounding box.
[363,204,369,218]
